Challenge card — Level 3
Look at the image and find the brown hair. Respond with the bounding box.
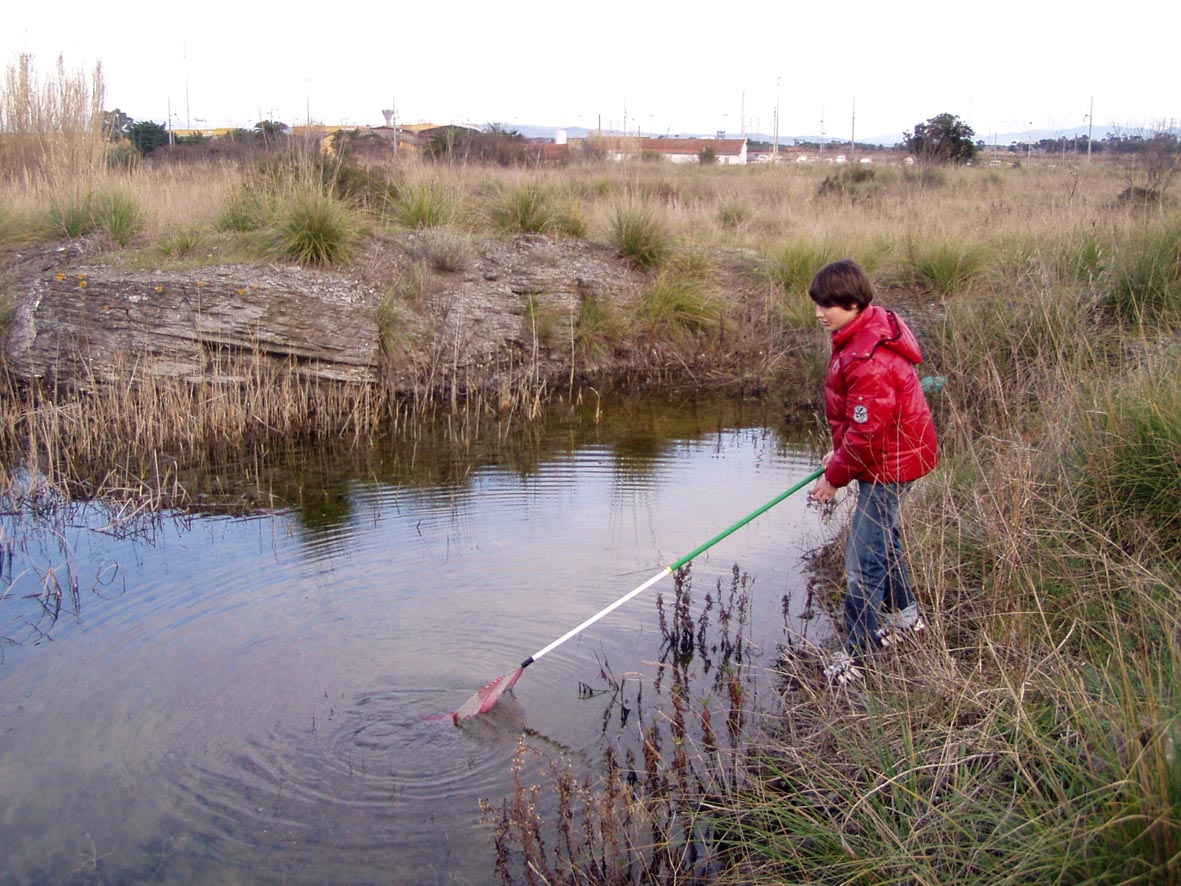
[808,259,875,311]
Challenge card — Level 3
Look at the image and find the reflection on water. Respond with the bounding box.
[0,395,836,884]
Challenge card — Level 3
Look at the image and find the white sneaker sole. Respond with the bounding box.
[877,617,926,647]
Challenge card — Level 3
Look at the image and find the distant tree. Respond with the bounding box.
[423,125,475,162]
[254,119,289,146]
[102,108,132,142]
[126,120,169,156]
[224,128,256,143]
[1110,126,1180,201]
[902,113,978,164]
[483,122,524,140]
[698,146,718,164]
[174,131,209,147]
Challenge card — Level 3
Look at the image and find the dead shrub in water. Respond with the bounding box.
[484,565,760,884]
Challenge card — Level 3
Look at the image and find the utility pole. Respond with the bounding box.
[1087,96,1094,163]
[184,44,191,131]
[391,98,398,159]
[850,97,856,164]
[773,76,781,160]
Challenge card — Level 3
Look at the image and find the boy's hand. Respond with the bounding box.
[809,475,839,504]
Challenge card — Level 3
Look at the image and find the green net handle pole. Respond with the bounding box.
[668,466,824,571]
[525,466,824,666]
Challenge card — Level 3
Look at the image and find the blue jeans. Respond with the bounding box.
[844,481,915,655]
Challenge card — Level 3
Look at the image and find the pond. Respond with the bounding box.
[0,396,838,884]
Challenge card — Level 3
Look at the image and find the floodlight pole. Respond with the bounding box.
[1086,96,1093,164]
[773,76,781,160]
[851,97,856,164]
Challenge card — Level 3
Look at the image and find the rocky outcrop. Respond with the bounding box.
[5,262,381,385]
[2,233,645,389]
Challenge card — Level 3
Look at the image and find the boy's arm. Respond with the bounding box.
[824,360,898,487]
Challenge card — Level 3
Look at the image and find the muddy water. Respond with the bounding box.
[0,397,836,884]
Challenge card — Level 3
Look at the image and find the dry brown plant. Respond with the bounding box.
[0,54,107,184]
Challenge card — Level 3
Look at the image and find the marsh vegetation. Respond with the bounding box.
[3,55,1181,884]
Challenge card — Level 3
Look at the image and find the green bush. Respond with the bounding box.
[484,183,586,238]
[393,181,451,229]
[488,183,557,235]
[573,293,626,359]
[155,229,203,259]
[94,190,141,246]
[218,186,271,232]
[1062,231,1106,287]
[716,200,750,229]
[328,163,400,214]
[47,191,97,238]
[817,165,880,200]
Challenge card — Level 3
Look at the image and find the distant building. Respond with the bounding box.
[594,136,748,166]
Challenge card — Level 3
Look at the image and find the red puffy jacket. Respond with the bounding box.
[823,305,938,488]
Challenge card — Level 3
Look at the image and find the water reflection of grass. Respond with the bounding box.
[0,389,806,524]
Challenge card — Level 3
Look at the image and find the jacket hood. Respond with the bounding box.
[833,305,924,365]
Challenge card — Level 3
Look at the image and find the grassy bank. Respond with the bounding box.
[4,147,1176,470]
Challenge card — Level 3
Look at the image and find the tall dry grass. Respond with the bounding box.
[0,54,107,184]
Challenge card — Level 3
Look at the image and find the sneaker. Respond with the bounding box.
[823,650,863,686]
[877,603,926,647]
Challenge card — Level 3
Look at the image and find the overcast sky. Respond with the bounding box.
[5,1,1177,143]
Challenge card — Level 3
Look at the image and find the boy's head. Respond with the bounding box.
[808,259,875,312]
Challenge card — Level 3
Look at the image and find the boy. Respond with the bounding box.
[806,260,938,685]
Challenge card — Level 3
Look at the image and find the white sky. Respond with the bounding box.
[5,1,1177,143]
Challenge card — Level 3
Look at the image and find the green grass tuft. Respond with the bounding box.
[906,238,987,295]
[46,188,141,245]
[1102,218,1181,328]
[269,190,362,267]
[760,239,840,296]
[488,183,557,235]
[1074,350,1181,562]
[637,271,719,333]
[609,202,672,269]
[393,181,452,229]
